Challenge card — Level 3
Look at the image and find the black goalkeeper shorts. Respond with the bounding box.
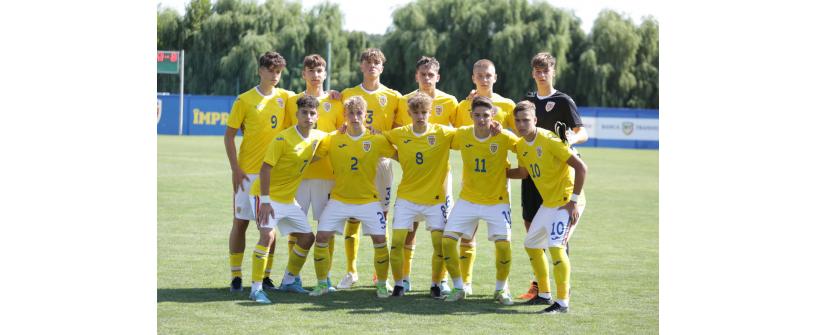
[521,177,543,222]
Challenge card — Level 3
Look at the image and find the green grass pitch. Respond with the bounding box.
[158,135,658,334]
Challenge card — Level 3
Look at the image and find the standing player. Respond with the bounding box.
[282,54,345,290]
[309,96,396,299]
[517,52,589,300]
[337,48,402,289]
[224,51,293,292]
[385,92,456,297]
[246,95,327,304]
[508,101,588,313]
[441,96,519,305]
[392,56,458,294]
[453,59,518,294]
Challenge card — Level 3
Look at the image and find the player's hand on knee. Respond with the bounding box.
[258,203,274,228]
[232,168,249,192]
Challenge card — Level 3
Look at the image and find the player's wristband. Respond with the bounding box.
[260,196,272,204]
[570,193,580,203]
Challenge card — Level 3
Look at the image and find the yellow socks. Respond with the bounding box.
[287,235,297,254]
[327,235,335,274]
[403,244,415,280]
[460,241,476,284]
[313,242,331,281]
[550,246,571,302]
[390,229,408,281]
[442,236,462,288]
[251,244,269,283]
[264,253,274,278]
[431,230,447,283]
[230,252,243,278]
[373,242,390,282]
[495,240,511,283]
[286,244,310,277]
[525,247,551,293]
[344,220,361,274]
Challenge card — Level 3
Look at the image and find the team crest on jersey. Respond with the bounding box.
[622,122,634,135]
[545,101,555,112]
[536,146,543,157]
[362,140,372,152]
[427,135,436,146]
[435,105,443,116]
[323,102,331,112]
[489,143,498,154]
[378,95,387,107]
[275,97,283,108]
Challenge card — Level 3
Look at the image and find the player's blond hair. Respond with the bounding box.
[344,96,367,114]
[360,48,386,64]
[473,59,495,71]
[408,92,433,114]
[513,100,536,116]
[531,52,556,68]
[303,54,326,69]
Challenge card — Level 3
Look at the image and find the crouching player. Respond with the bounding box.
[310,96,397,298]
[247,95,328,303]
[384,92,456,297]
[508,101,588,313]
[441,96,519,305]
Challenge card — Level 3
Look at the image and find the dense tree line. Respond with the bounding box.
[158,0,658,108]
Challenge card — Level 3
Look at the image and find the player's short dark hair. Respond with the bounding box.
[514,101,536,116]
[408,92,433,113]
[296,95,319,111]
[259,51,286,69]
[531,52,556,69]
[303,54,326,69]
[360,48,386,64]
[416,56,440,72]
[344,96,367,114]
[471,96,494,114]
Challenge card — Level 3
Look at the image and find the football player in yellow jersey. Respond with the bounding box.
[383,92,457,297]
[309,97,397,299]
[441,97,520,305]
[454,59,517,132]
[244,95,327,304]
[392,56,458,294]
[280,54,345,291]
[224,51,294,293]
[507,101,587,313]
[337,48,402,289]
[453,59,518,294]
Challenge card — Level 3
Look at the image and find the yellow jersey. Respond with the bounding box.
[226,86,294,173]
[383,124,456,205]
[396,89,459,126]
[341,84,402,132]
[454,92,517,133]
[249,126,327,203]
[316,130,396,205]
[514,128,575,208]
[283,92,345,180]
[451,126,520,205]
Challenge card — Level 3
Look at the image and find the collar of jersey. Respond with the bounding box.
[346,129,367,141]
[471,127,493,142]
[536,89,558,100]
[255,86,276,97]
[359,84,383,94]
[411,124,431,137]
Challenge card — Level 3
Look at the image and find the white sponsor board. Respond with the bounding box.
[581,117,658,141]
